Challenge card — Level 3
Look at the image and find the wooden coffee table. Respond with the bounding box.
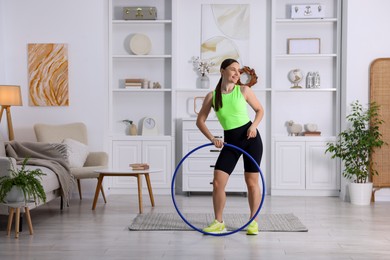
[92,168,161,213]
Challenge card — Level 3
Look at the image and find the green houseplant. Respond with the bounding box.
[325,101,385,204]
[0,157,46,204]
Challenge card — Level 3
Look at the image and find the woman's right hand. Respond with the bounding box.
[212,138,224,148]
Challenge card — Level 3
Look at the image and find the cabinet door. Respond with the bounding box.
[274,142,305,190]
[112,141,142,188]
[306,142,338,190]
[143,140,172,189]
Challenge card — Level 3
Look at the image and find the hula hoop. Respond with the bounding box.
[171,143,266,236]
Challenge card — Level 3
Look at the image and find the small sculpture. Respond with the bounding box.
[287,120,302,136]
[304,123,318,132]
[153,82,162,89]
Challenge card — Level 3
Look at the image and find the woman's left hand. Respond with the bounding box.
[247,126,257,139]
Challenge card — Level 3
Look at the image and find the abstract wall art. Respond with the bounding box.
[28,43,69,106]
[201,4,250,74]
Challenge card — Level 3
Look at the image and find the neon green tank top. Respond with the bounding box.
[213,85,250,130]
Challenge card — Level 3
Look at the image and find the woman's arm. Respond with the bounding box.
[196,92,223,148]
[242,86,264,139]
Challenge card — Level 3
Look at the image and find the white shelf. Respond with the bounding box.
[112,19,172,24]
[274,88,337,92]
[272,135,336,141]
[271,0,341,196]
[275,54,337,58]
[276,18,337,23]
[175,88,273,92]
[113,89,172,92]
[112,55,172,59]
[111,135,172,141]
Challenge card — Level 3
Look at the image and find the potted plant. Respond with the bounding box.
[326,100,385,205]
[0,157,46,204]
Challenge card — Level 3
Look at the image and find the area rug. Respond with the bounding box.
[128,213,308,232]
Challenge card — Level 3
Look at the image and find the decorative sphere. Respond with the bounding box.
[288,69,303,84]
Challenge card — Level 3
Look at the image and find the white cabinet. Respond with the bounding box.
[270,0,341,196]
[272,138,339,196]
[112,139,172,194]
[181,119,246,193]
[108,0,175,194]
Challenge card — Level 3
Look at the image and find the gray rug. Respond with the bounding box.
[128,213,308,232]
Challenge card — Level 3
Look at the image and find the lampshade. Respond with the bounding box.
[0,85,23,106]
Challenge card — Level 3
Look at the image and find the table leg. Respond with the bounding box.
[6,207,15,236]
[92,174,104,210]
[24,207,33,235]
[144,173,155,207]
[15,208,20,238]
[137,174,143,214]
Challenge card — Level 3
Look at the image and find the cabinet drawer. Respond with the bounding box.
[182,120,221,131]
[183,175,246,192]
[183,130,224,143]
[183,158,244,175]
[183,143,221,157]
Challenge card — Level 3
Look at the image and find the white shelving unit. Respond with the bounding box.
[108,0,175,194]
[270,0,341,196]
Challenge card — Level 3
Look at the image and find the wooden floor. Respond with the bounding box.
[0,194,389,259]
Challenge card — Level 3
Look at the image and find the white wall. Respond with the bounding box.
[0,0,5,81]
[0,0,108,197]
[0,0,108,152]
[343,0,390,200]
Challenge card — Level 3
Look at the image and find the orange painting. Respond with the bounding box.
[28,43,69,106]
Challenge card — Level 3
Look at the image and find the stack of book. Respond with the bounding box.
[130,163,150,170]
[302,131,321,136]
[125,79,143,89]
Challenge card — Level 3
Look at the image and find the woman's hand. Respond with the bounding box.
[212,138,224,148]
[247,126,257,139]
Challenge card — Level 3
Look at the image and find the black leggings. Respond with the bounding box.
[214,121,263,175]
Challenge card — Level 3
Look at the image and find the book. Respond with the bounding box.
[125,79,144,84]
[129,163,150,170]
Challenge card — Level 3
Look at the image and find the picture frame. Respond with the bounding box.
[287,38,321,54]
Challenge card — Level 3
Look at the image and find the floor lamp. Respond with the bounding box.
[0,85,23,141]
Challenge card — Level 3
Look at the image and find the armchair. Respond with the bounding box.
[34,122,108,202]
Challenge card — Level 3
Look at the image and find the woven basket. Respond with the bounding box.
[370,58,390,195]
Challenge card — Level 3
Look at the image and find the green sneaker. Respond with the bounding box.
[202,219,227,234]
[247,220,259,235]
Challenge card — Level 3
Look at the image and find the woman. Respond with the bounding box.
[196,58,264,235]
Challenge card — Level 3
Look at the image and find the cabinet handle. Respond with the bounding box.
[210,165,215,168]
[213,136,222,139]
[210,182,213,185]
[209,149,220,153]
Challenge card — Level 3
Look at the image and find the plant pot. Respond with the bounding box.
[5,186,25,203]
[197,74,210,89]
[349,182,373,205]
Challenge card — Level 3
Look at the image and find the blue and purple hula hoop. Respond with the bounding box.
[171,143,266,236]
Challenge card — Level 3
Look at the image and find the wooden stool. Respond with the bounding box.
[6,203,33,239]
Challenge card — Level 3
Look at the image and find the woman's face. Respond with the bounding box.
[221,62,240,84]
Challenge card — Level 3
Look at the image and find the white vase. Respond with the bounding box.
[198,74,210,89]
[349,182,373,205]
[5,186,25,203]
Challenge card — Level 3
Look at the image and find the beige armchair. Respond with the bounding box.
[34,122,108,202]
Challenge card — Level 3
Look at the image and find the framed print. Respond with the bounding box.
[287,38,320,54]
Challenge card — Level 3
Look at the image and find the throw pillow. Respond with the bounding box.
[62,138,89,168]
